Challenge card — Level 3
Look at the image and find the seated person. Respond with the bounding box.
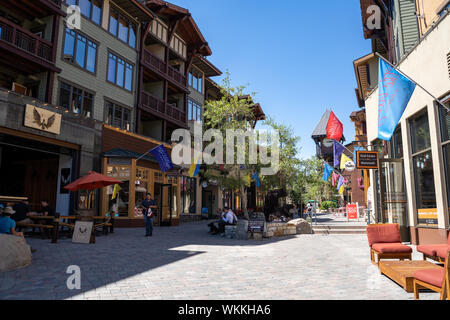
[217,208,238,234]
[13,200,33,224]
[0,207,36,253]
[39,200,54,217]
[0,207,24,239]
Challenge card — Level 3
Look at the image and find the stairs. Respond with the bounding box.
[312,224,367,235]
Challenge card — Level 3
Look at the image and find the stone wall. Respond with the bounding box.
[0,234,32,272]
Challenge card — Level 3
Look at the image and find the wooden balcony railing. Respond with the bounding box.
[141,91,186,124]
[143,49,187,89]
[0,17,53,62]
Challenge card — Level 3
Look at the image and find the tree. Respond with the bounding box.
[202,72,257,216]
[260,117,301,200]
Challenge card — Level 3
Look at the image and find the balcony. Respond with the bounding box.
[2,0,66,18]
[0,17,59,71]
[141,91,186,126]
[142,49,187,90]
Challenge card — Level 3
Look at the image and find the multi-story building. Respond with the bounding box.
[356,0,450,243]
[0,0,103,215]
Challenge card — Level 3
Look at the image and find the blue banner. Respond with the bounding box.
[378,59,416,141]
[337,175,344,191]
[322,163,333,182]
[252,172,261,188]
[149,144,174,173]
[333,141,345,168]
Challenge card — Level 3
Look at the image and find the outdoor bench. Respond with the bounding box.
[417,233,450,263]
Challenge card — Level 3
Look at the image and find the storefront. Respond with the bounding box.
[101,125,181,227]
[0,89,100,214]
[364,14,450,244]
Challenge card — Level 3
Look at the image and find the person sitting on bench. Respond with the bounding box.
[13,200,33,224]
[217,208,237,235]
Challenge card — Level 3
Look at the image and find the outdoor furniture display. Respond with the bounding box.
[366,224,412,265]
[379,260,443,293]
[413,251,450,300]
[417,233,450,263]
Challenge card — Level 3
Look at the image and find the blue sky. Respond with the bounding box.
[169,0,372,159]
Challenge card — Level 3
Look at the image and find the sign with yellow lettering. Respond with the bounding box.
[418,208,439,227]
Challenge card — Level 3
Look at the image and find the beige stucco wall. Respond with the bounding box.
[416,0,447,35]
[365,13,450,229]
[53,2,139,123]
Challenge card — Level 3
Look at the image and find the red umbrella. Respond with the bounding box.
[64,171,122,191]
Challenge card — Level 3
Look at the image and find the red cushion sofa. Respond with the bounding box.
[366,224,412,265]
[417,233,450,263]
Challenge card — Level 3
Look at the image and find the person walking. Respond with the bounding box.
[141,193,156,237]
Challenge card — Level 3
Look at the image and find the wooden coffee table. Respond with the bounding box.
[379,260,442,292]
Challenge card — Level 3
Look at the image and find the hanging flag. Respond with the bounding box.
[149,144,174,172]
[333,141,345,167]
[353,146,366,164]
[326,111,344,141]
[252,172,261,187]
[332,171,339,187]
[111,184,121,200]
[188,155,201,178]
[337,176,344,191]
[340,154,352,170]
[339,184,345,195]
[378,58,416,140]
[322,163,333,182]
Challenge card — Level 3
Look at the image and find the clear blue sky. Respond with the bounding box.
[169,0,371,159]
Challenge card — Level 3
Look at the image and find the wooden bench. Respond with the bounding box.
[16,221,58,243]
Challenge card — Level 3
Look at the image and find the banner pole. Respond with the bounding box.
[375,52,450,112]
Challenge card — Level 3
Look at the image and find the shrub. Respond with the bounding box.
[320,201,337,210]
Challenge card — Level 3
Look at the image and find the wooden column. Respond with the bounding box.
[129,159,137,219]
[100,157,108,217]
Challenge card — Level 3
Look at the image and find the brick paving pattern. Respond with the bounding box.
[0,221,438,300]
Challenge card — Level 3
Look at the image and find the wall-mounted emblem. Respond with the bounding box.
[24,104,61,135]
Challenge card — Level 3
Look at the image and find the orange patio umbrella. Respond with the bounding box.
[64,171,122,191]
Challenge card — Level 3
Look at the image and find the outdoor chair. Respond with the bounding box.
[417,233,450,263]
[366,224,412,265]
[414,251,450,300]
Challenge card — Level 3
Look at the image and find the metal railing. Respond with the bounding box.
[141,91,186,124]
[0,17,53,62]
[143,49,187,88]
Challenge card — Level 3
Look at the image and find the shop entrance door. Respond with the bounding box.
[378,159,410,241]
[202,190,213,217]
[159,184,173,226]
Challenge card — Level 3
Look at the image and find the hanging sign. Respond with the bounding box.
[345,161,356,172]
[356,151,379,169]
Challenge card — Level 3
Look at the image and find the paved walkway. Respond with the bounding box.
[0,221,438,300]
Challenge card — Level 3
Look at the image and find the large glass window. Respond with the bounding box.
[188,99,202,122]
[59,81,94,117]
[107,52,134,91]
[106,166,130,218]
[188,71,203,93]
[105,101,130,131]
[181,177,196,213]
[63,28,97,73]
[108,8,137,48]
[410,111,436,210]
[66,0,102,25]
[439,101,450,213]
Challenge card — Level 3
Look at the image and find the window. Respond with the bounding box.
[59,81,94,117]
[105,101,131,131]
[389,127,403,159]
[188,99,202,122]
[63,28,97,73]
[438,101,450,212]
[107,52,134,91]
[66,0,102,25]
[410,110,436,210]
[108,8,137,48]
[181,177,196,214]
[188,71,203,93]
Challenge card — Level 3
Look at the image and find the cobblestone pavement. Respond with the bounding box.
[0,221,438,300]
